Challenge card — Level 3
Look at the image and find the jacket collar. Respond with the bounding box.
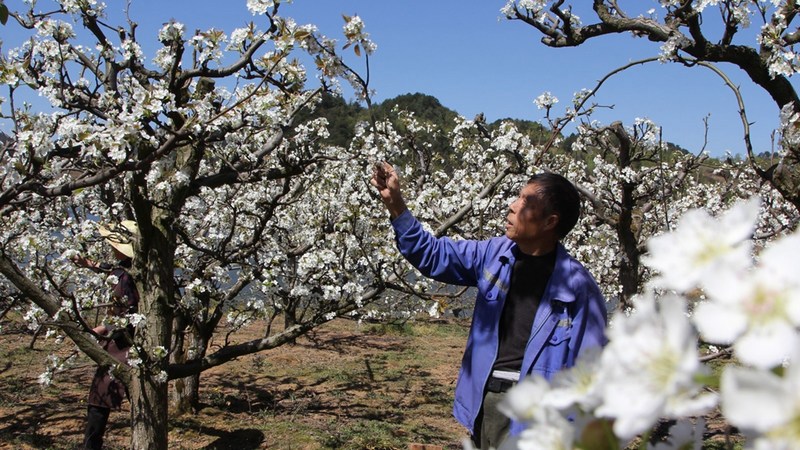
[547,243,577,303]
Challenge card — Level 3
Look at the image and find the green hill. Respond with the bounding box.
[309,92,695,168]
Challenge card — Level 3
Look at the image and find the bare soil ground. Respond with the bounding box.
[0,315,744,450]
[0,318,470,449]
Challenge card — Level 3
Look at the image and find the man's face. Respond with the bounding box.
[505,182,559,254]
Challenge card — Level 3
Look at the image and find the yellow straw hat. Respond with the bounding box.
[98,220,139,259]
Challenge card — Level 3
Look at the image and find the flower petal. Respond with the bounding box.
[735,323,797,369]
[721,366,791,431]
[693,301,747,344]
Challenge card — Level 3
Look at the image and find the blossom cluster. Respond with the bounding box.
[342,15,377,56]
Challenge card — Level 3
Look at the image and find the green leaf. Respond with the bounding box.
[693,372,720,390]
[13,160,26,175]
[0,4,9,26]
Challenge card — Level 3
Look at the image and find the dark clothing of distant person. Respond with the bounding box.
[84,262,138,450]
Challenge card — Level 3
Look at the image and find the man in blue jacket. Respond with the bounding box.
[371,162,607,449]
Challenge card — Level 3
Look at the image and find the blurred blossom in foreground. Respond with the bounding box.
[722,360,800,449]
[642,196,760,292]
[595,293,717,440]
[695,231,800,369]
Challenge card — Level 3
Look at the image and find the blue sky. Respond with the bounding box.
[4,0,797,157]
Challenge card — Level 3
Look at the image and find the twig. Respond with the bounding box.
[693,61,760,177]
[536,57,660,165]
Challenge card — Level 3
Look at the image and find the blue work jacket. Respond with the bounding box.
[392,210,608,435]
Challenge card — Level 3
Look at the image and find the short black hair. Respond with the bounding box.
[527,172,581,238]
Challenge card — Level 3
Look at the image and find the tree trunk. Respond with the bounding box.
[169,314,191,416]
[129,287,172,449]
[172,373,201,415]
[284,301,298,345]
[616,180,640,310]
[127,213,176,449]
[610,122,642,310]
[284,304,297,329]
[617,233,640,309]
[170,328,207,415]
[130,371,169,450]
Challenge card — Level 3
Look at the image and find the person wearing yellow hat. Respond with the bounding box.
[97,220,137,260]
[73,220,140,450]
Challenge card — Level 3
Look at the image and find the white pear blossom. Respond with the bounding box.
[694,231,800,369]
[595,293,717,439]
[127,313,146,327]
[643,196,760,292]
[343,15,377,55]
[519,0,547,14]
[105,274,119,287]
[534,91,559,110]
[659,34,691,62]
[158,21,184,43]
[153,370,169,383]
[546,346,604,412]
[778,102,800,149]
[499,408,575,450]
[246,0,275,15]
[38,371,54,386]
[498,374,554,424]
[722,363,800,449]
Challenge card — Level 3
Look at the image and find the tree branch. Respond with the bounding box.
[0,252,133,384]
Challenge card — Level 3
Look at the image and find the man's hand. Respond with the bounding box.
[370,161,408,219]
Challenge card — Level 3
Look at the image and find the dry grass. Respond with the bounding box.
[0,317,745,450]
[0,318,470,449]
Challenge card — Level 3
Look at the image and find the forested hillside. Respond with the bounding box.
[313,92,549,148]
[313,92,703,168]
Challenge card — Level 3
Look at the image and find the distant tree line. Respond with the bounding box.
[311,92,551,148]
[311,92,717,168]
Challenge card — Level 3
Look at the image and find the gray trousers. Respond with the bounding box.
[471,390,511,450]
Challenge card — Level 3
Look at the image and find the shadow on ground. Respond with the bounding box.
[203,428,265,449]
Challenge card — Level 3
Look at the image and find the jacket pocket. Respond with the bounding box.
[480,268,507,302]
[532,318,572,378]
